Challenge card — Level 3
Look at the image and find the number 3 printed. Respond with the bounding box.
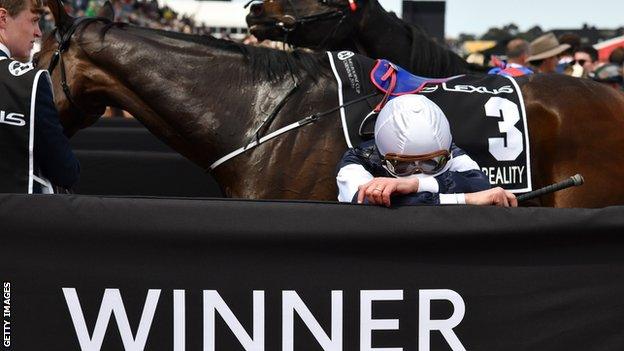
[485,97,523,161]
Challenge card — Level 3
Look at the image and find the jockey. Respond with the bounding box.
[336,94,517,207]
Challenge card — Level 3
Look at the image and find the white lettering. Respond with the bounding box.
[418,289,466,351]
[481,166,526,185]
[0,110,26,127]
[419,85,439,93]
[360,290,403,351]
[2,282,9,318]
[485,97,523,161]
[174,290,185,351]
[3,320,10,347]
[517,165,525,183]
[62,288,160,351]
[282,290,342,351]
[203,290,264,351]
[57,288,469,350]
[442,83,514,95]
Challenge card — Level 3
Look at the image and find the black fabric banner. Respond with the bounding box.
[2,194,624,350]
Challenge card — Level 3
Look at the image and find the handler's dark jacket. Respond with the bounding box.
[0,49,79,193]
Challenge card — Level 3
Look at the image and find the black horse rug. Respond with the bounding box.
[327,51,532,192]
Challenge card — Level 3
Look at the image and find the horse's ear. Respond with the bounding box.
[97,1,115,21]
[46,0,72,30]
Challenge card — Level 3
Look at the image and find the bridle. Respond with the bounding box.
[46,16,112,120]
[247,0,358,50]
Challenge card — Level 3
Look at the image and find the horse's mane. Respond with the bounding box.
[385,12,468,76]
[98,22,329,83]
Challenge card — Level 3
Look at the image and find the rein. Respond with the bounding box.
[209,91,380,170]
[47,16,112,121]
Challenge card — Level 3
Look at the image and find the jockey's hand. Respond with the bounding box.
[357,177,419,207]
[465,187,518,207]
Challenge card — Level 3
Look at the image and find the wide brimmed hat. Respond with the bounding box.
[526,33,571,62]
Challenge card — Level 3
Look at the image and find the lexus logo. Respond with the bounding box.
[8,61,34,76]
[0,110,26,126]
[337,51,355,60]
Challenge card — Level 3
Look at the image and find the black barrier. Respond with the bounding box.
[69,118,223,197]
[2,194,624,350]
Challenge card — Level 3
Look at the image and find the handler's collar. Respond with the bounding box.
[0,43,11,58]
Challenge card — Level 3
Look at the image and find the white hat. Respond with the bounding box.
[374,94,452,157]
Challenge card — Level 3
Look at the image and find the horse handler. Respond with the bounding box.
[336,94,517,207]
[0,0,79,193]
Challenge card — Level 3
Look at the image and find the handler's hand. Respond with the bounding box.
[357,177,419,207]
[464,187,518,207]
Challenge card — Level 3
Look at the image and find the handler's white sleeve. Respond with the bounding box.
[336,164,374,202]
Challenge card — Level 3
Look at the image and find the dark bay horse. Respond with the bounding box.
[36,0,624,207]
[246,0,473,77]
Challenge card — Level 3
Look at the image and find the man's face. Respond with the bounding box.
[574,52,595,72]
[540,56,558,73]
[1,6,42,58]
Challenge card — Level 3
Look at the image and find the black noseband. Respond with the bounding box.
[47,16,112,120]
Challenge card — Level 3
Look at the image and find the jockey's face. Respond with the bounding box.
[0,5,42,59]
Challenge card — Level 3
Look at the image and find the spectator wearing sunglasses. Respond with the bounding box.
[570,46,599,78]
[336,94,518,207]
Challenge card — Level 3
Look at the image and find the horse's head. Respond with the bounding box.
[34,0,115,136]
[245,0,362,49]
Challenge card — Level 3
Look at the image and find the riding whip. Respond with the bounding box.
[517,174,584,202]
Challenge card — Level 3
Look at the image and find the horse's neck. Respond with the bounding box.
[85,29,273,168]
[324,39,360,53]
[352,1,467,77]
[352,2,412,62]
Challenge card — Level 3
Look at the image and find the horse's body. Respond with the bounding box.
[246,0,472,77]
[37,0,624,207]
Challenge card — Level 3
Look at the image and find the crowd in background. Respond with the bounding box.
[46,0,211,34]
[482,32,624,91]
[40,0,283,47]
[38,0,623,91]
[42,0,253,39]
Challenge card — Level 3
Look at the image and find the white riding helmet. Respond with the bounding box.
[374,94,452,177]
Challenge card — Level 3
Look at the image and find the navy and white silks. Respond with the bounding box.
[336,140,491,205]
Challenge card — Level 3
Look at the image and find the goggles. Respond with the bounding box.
[382,150,451,177]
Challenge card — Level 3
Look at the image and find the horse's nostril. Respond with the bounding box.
[250,3,264,16]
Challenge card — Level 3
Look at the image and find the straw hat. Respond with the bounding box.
[526,33,571,62]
